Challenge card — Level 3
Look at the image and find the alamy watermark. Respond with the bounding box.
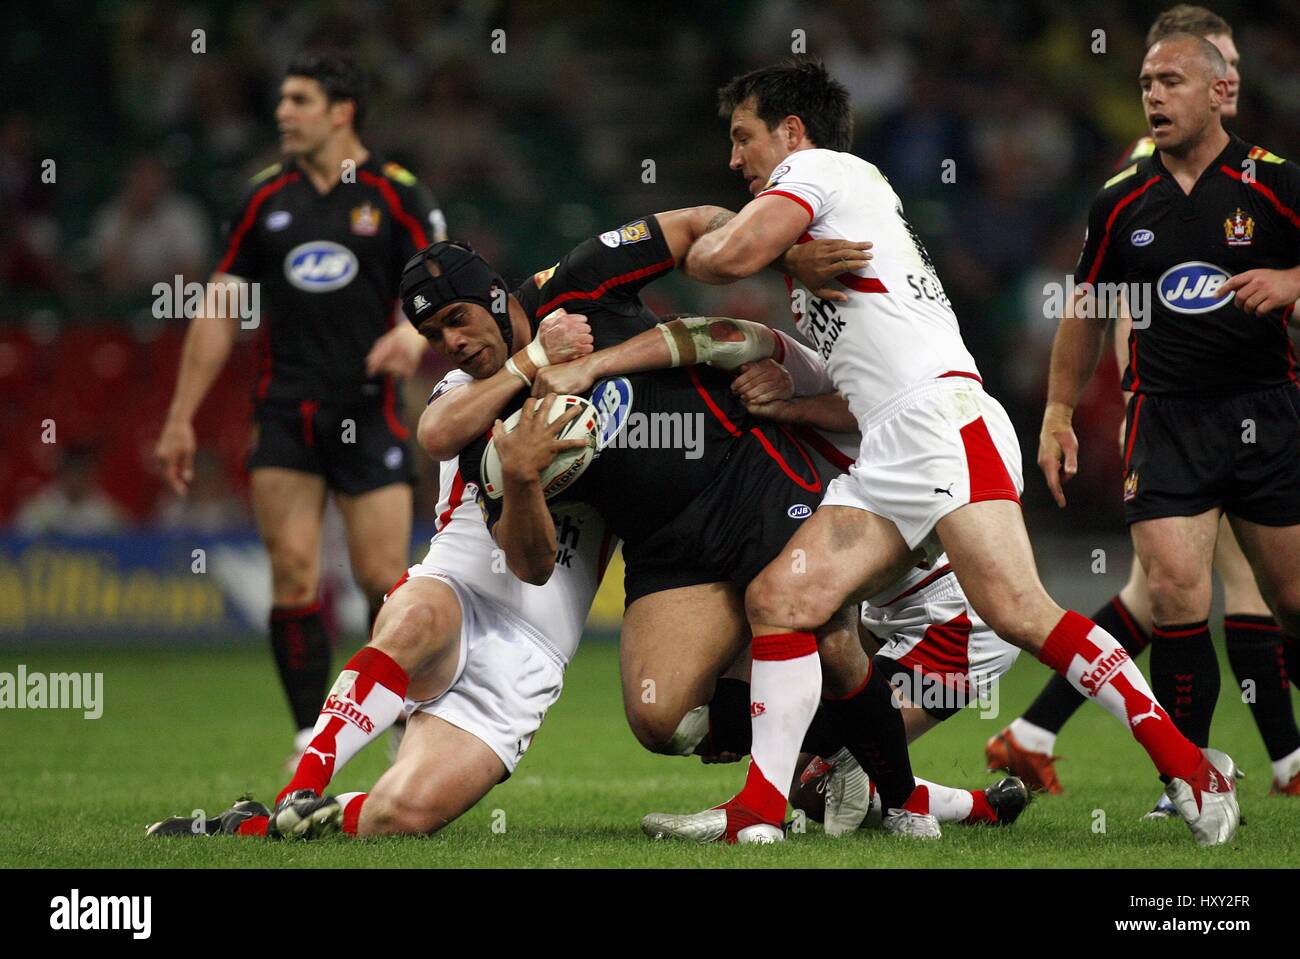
[152,275,260,328]
[603,411,705,460]
[889,666,1000,720]
[0,665,103,718]
[1042,275,1151,328]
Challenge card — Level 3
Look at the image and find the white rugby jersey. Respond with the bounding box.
[759,148,981,423]
[421,370,616,662]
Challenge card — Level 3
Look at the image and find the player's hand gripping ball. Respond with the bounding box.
[481,394,599,500]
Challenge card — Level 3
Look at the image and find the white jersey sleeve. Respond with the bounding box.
[774,329,835,397]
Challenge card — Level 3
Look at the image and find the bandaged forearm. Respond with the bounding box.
[656,316,776,371]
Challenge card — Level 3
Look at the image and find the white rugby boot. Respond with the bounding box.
[640,804,783,845]
[821,748,881,836]
[881,808,942,839]
[1166,748,1241,846]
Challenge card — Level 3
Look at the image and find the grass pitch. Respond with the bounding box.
[3,637,1299,868]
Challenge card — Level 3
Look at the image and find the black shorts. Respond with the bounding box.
[871,654,964,722]
[622,427,825,606]
[247,395,417,495]
[1121,384,1300,526]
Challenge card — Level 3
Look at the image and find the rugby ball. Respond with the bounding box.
[480,394,599,500]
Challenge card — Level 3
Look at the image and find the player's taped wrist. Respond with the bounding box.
[504,356,532,387]
[506,322,560,387]
[655,316,775,371]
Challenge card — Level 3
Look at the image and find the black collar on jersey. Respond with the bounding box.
[1149,133,1248,185]
[400,241,512,351]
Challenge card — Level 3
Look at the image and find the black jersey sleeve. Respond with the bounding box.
[215,165,284,279]
[1074,188,1126,288]
[533,215,676,317]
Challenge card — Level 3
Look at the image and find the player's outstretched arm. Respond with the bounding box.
[491,398,588,585]
[529,315,776,397]
[154,272,243,495]
[417,310,593,461]
[1039,290,1109,509]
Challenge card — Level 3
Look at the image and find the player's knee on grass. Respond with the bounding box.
[624,698,702,755]
[362,784,449,836]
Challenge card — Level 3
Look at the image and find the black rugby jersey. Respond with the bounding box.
[1075,134,1300,396]
[460,214,823,547]
[217,156,444,403]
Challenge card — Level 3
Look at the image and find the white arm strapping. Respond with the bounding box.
[655,315,776,371]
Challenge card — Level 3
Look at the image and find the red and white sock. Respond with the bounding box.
[337,791,368,836]
[1040,610,1202,782]
[913,777,997,824]
[730,631,821,829]
[277,647,409,803]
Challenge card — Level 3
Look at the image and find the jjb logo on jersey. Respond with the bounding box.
[590,377,633,450]
[285,241,359,292]
[1157,262,1233,314]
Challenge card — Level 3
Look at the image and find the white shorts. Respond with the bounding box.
[863,568,1019,719]
[822,376,1024,553]
[397,567,565,775]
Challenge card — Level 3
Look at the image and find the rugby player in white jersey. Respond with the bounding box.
[147,309,612,838]
[644,57,1238,846]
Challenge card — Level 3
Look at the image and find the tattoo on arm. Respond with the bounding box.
[705,210,736,233]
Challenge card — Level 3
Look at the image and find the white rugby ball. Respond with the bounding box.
[480,394,599,500]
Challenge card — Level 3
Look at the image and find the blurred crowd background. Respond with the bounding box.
[3,0,1299,536]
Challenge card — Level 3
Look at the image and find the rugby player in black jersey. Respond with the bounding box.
[402,219,947,842]
[992,5,1300,806]
[153,52,446,763]
[1040,33,1300,812]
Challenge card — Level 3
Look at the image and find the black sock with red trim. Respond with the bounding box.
[821,665,915,810]
[270,603,333,731]
[1149,619,1218,748]
[1022,595,1149,734]
[1224,614,1300,762]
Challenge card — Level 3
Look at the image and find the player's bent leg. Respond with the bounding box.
[745,505,917,632]
[620,582,748,754]
[370,576,465,700]
[359,714,505,836]
[252,467,332,749]
[336,482,415,625]
[935,501,1065,650]
[937,501,1236,844]
[1132,511,1220,748]
[272,576,458,809]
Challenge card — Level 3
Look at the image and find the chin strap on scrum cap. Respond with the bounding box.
[399,240,512,351]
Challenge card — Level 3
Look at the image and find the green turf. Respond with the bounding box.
[2,637,1298,868]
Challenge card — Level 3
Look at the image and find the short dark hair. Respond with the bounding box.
[1147,4,1231,47]
[285,51,367,131]
[717,57,852,152]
